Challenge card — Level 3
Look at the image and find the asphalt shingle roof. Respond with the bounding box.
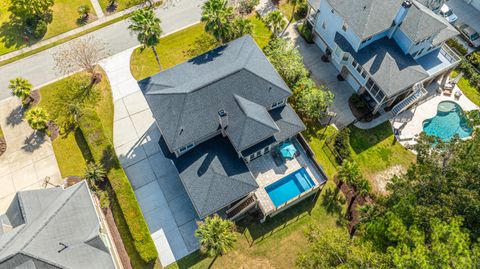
[335,33,429,97]
[0,182,115,269]
[399,1,450,42]
[172,135,258,218]
[139,35,291,152]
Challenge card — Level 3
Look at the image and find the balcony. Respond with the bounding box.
[417,44,462,76]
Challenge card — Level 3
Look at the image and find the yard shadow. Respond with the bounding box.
[241,194,318,246]
[184,34,218,59]
[349,122,393,155]
[188,44,226,65]
[321,187,345,216]
[74,128,93,163]
[22,131,46,152]
[172,250,208,269]
[0,19,30,51]
[6,106,25,126]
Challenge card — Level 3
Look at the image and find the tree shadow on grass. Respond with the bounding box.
[74,128,93,163]
[349,122,393,155]
[0,19,34,52]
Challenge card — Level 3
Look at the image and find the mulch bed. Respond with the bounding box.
[334,176,371,236]
[103,205,133,269]
[0,138,6,157]
[47,121,60,141]
[29,90,41,106]
[348,98,369,121]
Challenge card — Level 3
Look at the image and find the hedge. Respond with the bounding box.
[78,108,158,263]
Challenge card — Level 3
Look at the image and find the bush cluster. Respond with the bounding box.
[333,128,351,162]
[298,21,313,43]
[237,0,259,15]
[78,109,158,263]
[446,38,468,56]
[458,60,480,88]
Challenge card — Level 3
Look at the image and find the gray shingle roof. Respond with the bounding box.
[327,0,404,39]
[335,33,429,97]
[139,35,291,153]
[0,182,115,269]
[172,135,258,218]
[399,1,450,42]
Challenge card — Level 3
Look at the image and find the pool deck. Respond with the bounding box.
[247,139,325,216]
[391,83,479,147]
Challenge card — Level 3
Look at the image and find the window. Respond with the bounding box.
[356,64,362,74]
[376,90,385,100]
[342,54,349,62]
[366,78,374,89]
[416,48,424,57]
[360,70,367,79]
[179,143,195,153]
[342,22,348,31]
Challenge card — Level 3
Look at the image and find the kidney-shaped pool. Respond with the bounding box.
[423,101,473,141]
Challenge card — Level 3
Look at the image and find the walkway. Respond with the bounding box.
[0,98,62,212]
[90,0,106,18]
[0,0,204,102]
[284,23,356,129]
[100,49,199,267]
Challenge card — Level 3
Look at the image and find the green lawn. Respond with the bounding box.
[278,0,297,22]
[37,70,112,177]
[130,17,272,80]
[99,0,142,13]
[0,0,96,55]
[168,180,346,269]
[451,70,480,107]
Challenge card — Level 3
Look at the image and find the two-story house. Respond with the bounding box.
[139,35,327,221]
[306,0,461,115]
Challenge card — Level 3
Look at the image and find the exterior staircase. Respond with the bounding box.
[226,193,257,220]
[391,83,428,115]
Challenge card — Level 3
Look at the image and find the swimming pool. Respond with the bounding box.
[265,168,316,207]
[423,101,472,141]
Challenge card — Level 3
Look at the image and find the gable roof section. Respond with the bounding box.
[327,0,404,39]
[172,135,258,218]
[335,33,429,97]
[399,1,451,43]
[0,182,115,269]
[139,35,291,152]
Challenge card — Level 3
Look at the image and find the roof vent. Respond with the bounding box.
[179,128,184,135]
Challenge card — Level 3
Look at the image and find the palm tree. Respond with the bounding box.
[26,107,49,131]
[129,9,163,70]
[265,10,286,36]
[283,0,301,33]
[78,5,91,20]
[84,162,106,190]
[9,77,32,105]
[232,17,253,38]
[195,214,236,268]
[201,0,235,44]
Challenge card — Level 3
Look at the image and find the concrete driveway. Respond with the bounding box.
[101,50,198,267]
[448,0,480,53]
[287,24,356,129]
[0,98,62,212]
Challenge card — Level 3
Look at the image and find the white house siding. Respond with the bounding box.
[346,72,361,92]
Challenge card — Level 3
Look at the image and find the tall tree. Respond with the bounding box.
[195,215,236,267]
[129,8,163,70]
[26,107,49,131]
[8,77,32,105]
[201,0,235,44]
[265,10,286,36]
[296,84,334,123]
[9,0,54,21]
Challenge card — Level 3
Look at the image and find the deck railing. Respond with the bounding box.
[270,184,321,217]
[441,43,462,64]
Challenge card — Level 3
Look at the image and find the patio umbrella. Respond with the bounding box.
[279,143,297,159]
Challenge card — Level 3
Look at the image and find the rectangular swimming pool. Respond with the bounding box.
[265,168,316,207]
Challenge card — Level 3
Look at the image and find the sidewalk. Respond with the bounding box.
[0,0,161,62]
[0,98,62,212]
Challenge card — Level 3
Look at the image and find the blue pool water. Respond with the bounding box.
[265,168,315,207]
[423,101,473,141]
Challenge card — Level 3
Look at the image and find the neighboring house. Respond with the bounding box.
[306,0,461,115]
[139,35,327,221]
[0,181,118,269]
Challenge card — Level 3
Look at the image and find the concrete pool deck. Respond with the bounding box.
[391,84,479,147]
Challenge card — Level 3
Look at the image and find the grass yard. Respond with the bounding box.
[130,16,272,80]
[278,0,297,22]
[0,0,96,56]
[99,0,143,13]
[451,70,480,107]
[37,69,113,177]
[167,180,346,269]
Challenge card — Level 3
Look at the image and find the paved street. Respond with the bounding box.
[100,50,198,267]
[0,98,62,212]
[0,0,204,101]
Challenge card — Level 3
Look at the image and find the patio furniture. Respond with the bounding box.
[272,150,284,166]
[454,91,462,100]
[443,84,454,96]
[279,142,297,159]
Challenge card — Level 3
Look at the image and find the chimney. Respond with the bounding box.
[218,109,228,137]
[389,1,412,38]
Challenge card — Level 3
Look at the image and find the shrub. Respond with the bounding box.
[333,128,351,162]
[295,2,308,19]
[447,38,468,56]
[237,0,259,15]
[458,61,480,88]
[26,107,50,131]
[350,94,367,111]
[78,4,91,19]
[298,21,313,43]
[467,52,480,70]
[78,109,158,263]
[32,20,48,39]
[84,162,106,190]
